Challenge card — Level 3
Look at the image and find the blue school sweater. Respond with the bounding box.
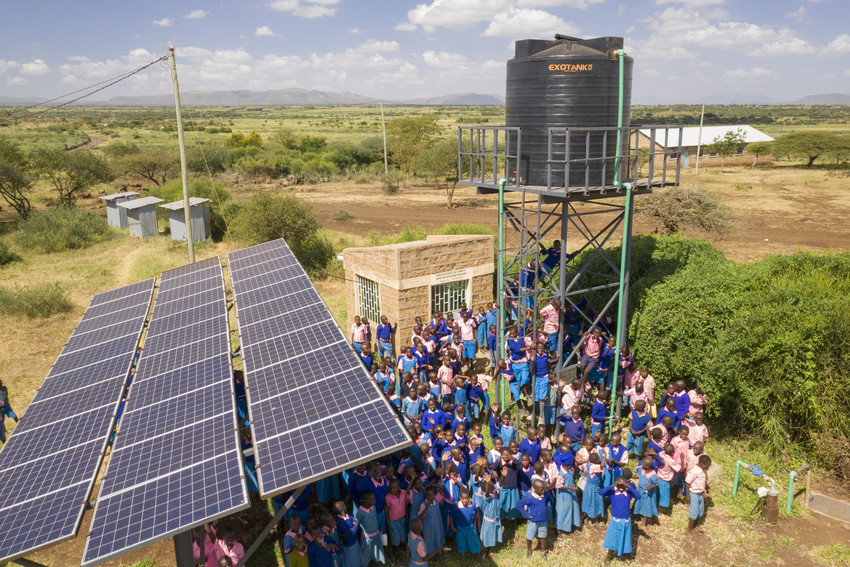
[559,415,585,444]
[591,400,607,424]
[598,485,641,519]
[377,323,394,342]
[518,438,542,464]
[630,410,652,435]
[517,493,548,523]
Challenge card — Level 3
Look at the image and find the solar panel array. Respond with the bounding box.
[228,239,412,498]
[0,279,154,564]
[83,258,249,566]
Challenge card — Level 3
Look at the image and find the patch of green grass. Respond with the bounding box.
[331,209,355,221]
[120,560,158,567]
[0,241,21,266]
[810,544,850,566]
[15,206,114,253]
[0,283,73,318]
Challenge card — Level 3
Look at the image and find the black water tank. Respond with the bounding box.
[506,36,632,188]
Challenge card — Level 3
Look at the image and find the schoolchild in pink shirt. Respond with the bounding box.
[686,455,712,531]
[385,479,410,556]
[656,444,682,511]
[538,298,562,354]
[636,369,655,399]
[684,412,709,446]
[672,426,691,456]
[561,378,583,413]
[688,387,707,417]
[351,316,367,353]
[624,380,652,410]
[437,357,455,400]
[685,441,705,473]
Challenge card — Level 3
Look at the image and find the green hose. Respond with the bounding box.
[498,178,507,410]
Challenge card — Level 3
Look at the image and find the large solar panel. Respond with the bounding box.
[228,239,412,498]
[0,280,154,564]
[83,258,249,567]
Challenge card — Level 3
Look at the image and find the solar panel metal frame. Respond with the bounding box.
[0,279,154,565]
[228,239,412,499]
[81,259,249,567]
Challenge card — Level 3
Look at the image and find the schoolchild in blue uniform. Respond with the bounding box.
[420,398,447,434]
[475,307,488,350]
[518,479,550,557]
[495,448,522,520]
[466,375,483,420]
[581,453,605,522]
[412,341,431,383]
[596,336,617,391]
[518,426,542,464]
[376,316,397,358]
[656,397,680,430]
[554,452,581,534]
[531,343,551,422]
[487,437,504,467]
[590,390,608,438]
[603,433,628,488]
[559,406,586,453]
[417,486,445,556]
[407,518,435,567]
[355,492,385,566]
[599,477,641,563]
[452,424,469,459]
[506,329,531,403]
[486,325,498,370]
[430,313,450,343]
[359,344,374,372]
[633,457,659,525]
[307,526,341,567]
[402,388,427,427]
[498,412,516,446]
[478,481,502,559]
[367,464,390,532]
[517,453,533,498]
[449,488,480,563]
[451,376,468,413]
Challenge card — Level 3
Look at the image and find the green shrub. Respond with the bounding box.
[331,210,355,222]
[0,283,73,318]
[0,241,20,266]
[229,193,335,275]
[15,206,113,253]
[433,223,495,236]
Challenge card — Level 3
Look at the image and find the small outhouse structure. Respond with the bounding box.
[119,196,163,238]
[99,192,138,228]
[160,197,211,243]
[343,235,494,343]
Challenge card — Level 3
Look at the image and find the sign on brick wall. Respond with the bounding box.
[432,268,471,285]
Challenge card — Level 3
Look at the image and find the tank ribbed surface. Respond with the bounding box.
[506,36,632,187]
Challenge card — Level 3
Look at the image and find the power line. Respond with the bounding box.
[14,55,168,119]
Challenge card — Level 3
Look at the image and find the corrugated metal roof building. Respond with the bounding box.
[160,197,211,243]
[119,196,164,238]
[99,192,138,229]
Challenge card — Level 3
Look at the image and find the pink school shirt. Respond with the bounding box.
[539,304,560,334]
[351,323,367,343]
[385,492,410,521]
[624,387,652,407]
[639,374,656,397]
[688,389,706,415]
[685,419,708,445]
[437,365,454,395]
[561,385,582,411]
[458,318,477,341]
[672,435,690,456]
[685,466,707,494]
[193,535,216,567]
[477,373,493,392]
[649,424,670,447]
[686,449,704,472]
[214,539,245,565]
[657,453,679,482]
[584,335,603,358]
[575,447,591,466]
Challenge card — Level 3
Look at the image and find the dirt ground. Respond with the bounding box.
[293,166,850,263]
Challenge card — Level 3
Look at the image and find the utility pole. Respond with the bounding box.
[380,98,389,177]
[168,45,195,263]
[695,104,705,174]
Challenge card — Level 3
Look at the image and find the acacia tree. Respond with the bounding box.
[772,131,845,168]
[0,137,34,218]
[415,137,459,208]
[30,147,114,204]
[386,116,442,176]
[637,187,731,236]
[705,128,745,171]
[118,147,179,186]
[745,141,772,168]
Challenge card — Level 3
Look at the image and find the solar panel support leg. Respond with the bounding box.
[173,530,194,567]
[235,486,305,567]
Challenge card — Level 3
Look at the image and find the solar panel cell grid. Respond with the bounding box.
[127,354,231,409]
[0,407,113,464]
[73,303,151,335]
[134,334,230,379]
[38,355,131,399]
[142,316,227,355]
[17,378,124,431]
[62,322,145,354]
[145,301,224,337]
[157,267,221,291]
[50,334,140,376]
[159,257,219,280]
[89,280,156,306]
[228,238,411,498]
[154,282,222,306]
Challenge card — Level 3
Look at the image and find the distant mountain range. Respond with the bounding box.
[0,89,847,106]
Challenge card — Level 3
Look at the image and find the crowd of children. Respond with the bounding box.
[261,300,713,566]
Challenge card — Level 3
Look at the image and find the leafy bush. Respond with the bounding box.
[229,193,335,275]
[0,283,73,318]
[433,223,495,237]
[626,238,850,467]
[0,241,21,266]
[331,210,354,221]
[15,206,113,253]
[226,130,263,148]
[382,168,401,194]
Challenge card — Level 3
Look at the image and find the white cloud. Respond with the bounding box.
[268,0,339,18]
[687,61,711,68]
[642,68,662,77]
[482,7,579,38]
[176,46,213,60]
[785,6,806,21]
[823,33,850,56]
[395,22,417,31]
[6,77,27,86]
[408,0,510,32]
[724,67,780,80]
[20,59,50,76]
[655,0,725,5]
[515,0,603,8]
[422,50,469,68]
[58,48,163,85]
[349,28,364,34]
[256,26,275,36]
[152,18,173,27]
[0,60,19,74]
[184,9,207,19]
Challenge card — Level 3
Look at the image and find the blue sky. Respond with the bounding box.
[1,0,848,104]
